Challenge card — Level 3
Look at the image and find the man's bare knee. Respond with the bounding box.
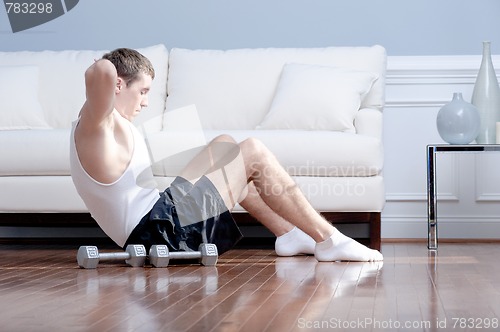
[240,137,278,175]
[211,134,237,144]
[239,137,269,160]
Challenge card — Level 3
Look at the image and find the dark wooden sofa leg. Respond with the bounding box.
[368,212,381,251]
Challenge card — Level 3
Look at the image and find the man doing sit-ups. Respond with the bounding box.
[70,47,383,262]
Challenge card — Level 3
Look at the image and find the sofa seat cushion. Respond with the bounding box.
[153,175,385,212]
[0,176,87,212]
[0,129,71,175]
[0,128,382,179]
[209,130,383,176]
[150,130,382,178]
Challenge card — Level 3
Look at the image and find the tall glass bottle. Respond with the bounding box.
[472,41,500,144]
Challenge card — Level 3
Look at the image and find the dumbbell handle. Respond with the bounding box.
[169,251,202,260]
[99,252,131,261]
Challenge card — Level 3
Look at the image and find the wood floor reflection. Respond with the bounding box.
[0,242,499,331]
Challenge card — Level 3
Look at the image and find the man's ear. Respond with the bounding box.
[115,77,124,94]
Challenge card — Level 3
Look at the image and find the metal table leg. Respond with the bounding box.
[427,145,438,250]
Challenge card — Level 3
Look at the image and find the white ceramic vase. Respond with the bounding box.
[437,92,480,144]
[471,41,500,144]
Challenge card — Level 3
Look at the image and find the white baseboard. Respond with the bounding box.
[382,217,500,239]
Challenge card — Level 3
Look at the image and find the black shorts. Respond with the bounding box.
[124,176,242,255]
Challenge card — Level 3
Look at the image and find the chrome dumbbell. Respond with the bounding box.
[149,243,218,267]
[77,244,147,269]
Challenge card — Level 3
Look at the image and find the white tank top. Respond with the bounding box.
[69,119,160,247]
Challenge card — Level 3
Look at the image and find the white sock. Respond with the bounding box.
[275,227,315,256]
[314,229,383,262]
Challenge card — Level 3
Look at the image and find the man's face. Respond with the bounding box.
[115,72,152,121]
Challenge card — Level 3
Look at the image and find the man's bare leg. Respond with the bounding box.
[239,182,316,256]
[205,137,383,262]
[180,135,314,256]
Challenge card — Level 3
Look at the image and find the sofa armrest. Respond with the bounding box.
[354,108,383,140]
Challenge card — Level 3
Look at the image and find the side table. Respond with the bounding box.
[427,144,500,249]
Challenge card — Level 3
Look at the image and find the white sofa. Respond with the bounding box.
[0,44,386,249]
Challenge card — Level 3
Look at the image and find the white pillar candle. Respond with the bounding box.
[496,122,500,144]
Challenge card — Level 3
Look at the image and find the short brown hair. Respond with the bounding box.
[102,48,155,86]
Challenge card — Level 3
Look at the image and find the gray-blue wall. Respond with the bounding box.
[1,0,500,55]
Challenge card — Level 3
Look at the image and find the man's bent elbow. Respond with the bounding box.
[85,59,117,86]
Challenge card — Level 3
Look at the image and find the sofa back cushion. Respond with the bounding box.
[0,44,168,130]
[165,46,386,130]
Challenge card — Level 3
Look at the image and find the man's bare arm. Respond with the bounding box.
[79,59,117,127]
[74,59,125,184]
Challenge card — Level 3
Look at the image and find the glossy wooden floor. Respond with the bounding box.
[1,242,500,332]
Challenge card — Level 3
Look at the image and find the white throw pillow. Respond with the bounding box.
[257,63,378,132]
[0,66,50,130]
